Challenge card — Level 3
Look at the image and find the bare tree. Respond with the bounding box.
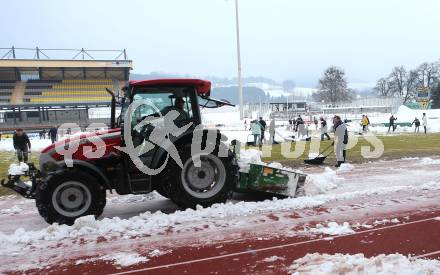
[416,62,439,88]
[404,70,418,103]
[388,66,406,97]
[374,77,392,96]
[375,61,440,103]
[314,66,353,104]
[386,66,418,103]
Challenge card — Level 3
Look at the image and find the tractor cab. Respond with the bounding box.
[108,79,235,196]
[114,79,233,130]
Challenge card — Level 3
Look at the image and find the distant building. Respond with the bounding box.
[270,102,307,112]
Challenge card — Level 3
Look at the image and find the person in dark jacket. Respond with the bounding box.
[388,115,397,133]
[258,117,266,144]
[320,117,331,141]
[411,117,420,133]
[13,129,31,163]
[295,115,304,132]
[48,127,58,144]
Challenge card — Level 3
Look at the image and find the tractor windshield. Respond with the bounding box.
[129,92,193,127]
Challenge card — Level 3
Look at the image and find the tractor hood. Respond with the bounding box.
[41,128,121,154]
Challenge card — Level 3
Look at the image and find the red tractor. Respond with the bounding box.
[2,79,306,225]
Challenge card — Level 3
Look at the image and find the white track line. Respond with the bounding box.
[109,216,439,275]
[412,250,440,259]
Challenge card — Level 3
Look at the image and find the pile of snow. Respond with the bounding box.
[267,162,283,169]
[238,149,302,174]
[418,157,440,165]
[0,205,21,215]
[8,162,29,176]
[305,222,354,236]
[262,256,285,262]
[307,152,319,159]
[337,163,355,172]
[76,252,150,267]
[305,167,343,195]
[109,192,164,204]
[237,149,264,173]
[289,253,440,275]
[100,252,149,267]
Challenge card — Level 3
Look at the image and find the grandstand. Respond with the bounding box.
[0,47,132,131]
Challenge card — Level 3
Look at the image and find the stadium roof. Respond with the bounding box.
[0,47,132,81]
[0,59,132,69]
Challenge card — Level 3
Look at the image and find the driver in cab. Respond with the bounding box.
[161,97,190,127]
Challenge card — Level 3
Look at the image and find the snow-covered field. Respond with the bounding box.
[203,104,440,136]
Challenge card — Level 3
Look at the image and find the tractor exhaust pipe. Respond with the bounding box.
[106,88,116,129]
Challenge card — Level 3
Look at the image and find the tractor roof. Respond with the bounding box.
[129,79,211,95]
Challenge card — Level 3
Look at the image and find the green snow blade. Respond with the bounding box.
[237,163,306,197]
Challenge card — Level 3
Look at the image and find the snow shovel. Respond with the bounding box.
[304,143,334,165]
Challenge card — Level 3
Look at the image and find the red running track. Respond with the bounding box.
[24,190,440,275]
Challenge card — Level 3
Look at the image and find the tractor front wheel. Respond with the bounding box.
[35,170,106,225]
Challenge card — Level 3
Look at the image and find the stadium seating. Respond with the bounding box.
[0,81,15,104]
[23,79,113,104]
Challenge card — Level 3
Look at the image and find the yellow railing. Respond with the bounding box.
[30,96,111,103]
[41,91,109,96]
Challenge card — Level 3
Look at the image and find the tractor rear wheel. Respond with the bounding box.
[35,170,106,225]
[167,145,238,209]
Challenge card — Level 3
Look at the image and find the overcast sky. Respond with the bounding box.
[2,0,440,87]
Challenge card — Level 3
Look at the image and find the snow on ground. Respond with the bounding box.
[99,252,149,267]
[75,251,153,267]
[289,253,440,275]
[0,205,21,215]
[305,167,343,195]
[305,222,354,236]
[261,255,286,263]
[337,163,355,172]
[1,171,439,254]
[305,157,440,196]
[108,192,164,204]
[0,138,51,152]
[418,157,440,165]
[8,162,29,175]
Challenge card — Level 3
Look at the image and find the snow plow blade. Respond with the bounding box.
[0,163,40,199]
[236,164,306,198]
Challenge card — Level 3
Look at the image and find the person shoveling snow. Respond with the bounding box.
[333,116,348,167]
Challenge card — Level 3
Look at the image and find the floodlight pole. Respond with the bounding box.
[235,0,243,120]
